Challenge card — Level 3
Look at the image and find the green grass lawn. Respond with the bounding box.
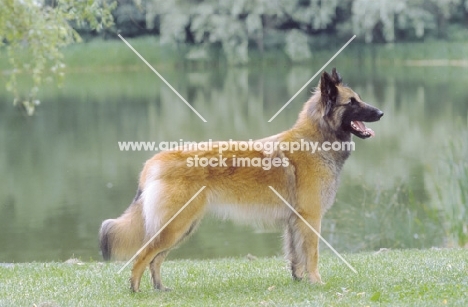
[1,249,467,306]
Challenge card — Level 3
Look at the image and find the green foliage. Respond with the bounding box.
[284,29,312,62]
[1,250,467,306]
[351,0,465,42]
[427,124,468,247]
[332,182,443,251]
[2,1,468,114]
[0,0,115,115]
[142,0,468,63]
[147,0,341,64]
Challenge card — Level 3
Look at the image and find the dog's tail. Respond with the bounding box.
[99,197,145,261]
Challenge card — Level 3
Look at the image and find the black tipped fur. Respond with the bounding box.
[99,220,113,261]
[320,70,340,117]
[133,188,142,203]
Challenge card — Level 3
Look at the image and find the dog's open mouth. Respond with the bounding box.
[351,121,375,138]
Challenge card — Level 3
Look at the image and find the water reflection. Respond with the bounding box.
[0,60,467,262]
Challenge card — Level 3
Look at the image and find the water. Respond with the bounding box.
[1,48,467,262]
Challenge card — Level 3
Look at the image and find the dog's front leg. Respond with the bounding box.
[292,213,323,284]
[284,217,306,280]
[304,217,322,284]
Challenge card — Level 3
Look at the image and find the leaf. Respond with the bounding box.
[370,291,381,302]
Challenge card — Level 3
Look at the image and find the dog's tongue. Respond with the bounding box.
[353,121,375,137]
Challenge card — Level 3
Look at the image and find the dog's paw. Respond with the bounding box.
[156,286,172,292]
[308,271,323,285]
[130,280,141,293]
[292,269,305,281]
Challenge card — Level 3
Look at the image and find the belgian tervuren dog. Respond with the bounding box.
[100,68,383,292]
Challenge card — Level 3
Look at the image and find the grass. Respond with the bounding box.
[1,249,467,306]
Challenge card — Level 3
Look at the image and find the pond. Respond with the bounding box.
[1,43,467,262]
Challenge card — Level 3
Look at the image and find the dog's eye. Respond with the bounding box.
[349,98,357,105]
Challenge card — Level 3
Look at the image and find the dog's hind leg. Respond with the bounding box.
[130,192,207,292]
[150,251,170,291]
[148,218,200,292]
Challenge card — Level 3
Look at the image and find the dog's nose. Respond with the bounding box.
[377,110,384,119]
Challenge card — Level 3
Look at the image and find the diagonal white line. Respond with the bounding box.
[118,186,206,273]
[268,35,356,122]
[117,34,207,123]
[269,186,357,274]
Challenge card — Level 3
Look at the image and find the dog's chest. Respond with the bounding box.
[320,153,343,212]
[320,176,339,212]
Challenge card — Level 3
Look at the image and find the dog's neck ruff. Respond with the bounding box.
[293,93,350,143]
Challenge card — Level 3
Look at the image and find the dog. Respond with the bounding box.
[99,68,383,292]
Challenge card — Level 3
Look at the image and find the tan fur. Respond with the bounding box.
[99,70,382,292]
[99,201,145,260]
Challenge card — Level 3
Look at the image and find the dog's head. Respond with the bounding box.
[319,68,384,139]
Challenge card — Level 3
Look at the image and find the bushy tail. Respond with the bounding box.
[99,200,145,261]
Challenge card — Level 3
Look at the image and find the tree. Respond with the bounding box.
[351,0,464,42]
[0,0,115,115]
[146,0,342,64]
[145,0,468,59]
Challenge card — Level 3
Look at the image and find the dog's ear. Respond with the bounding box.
[320,70,338,116]
[331,68,342,84]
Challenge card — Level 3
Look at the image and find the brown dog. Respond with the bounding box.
[99,68,383,292]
